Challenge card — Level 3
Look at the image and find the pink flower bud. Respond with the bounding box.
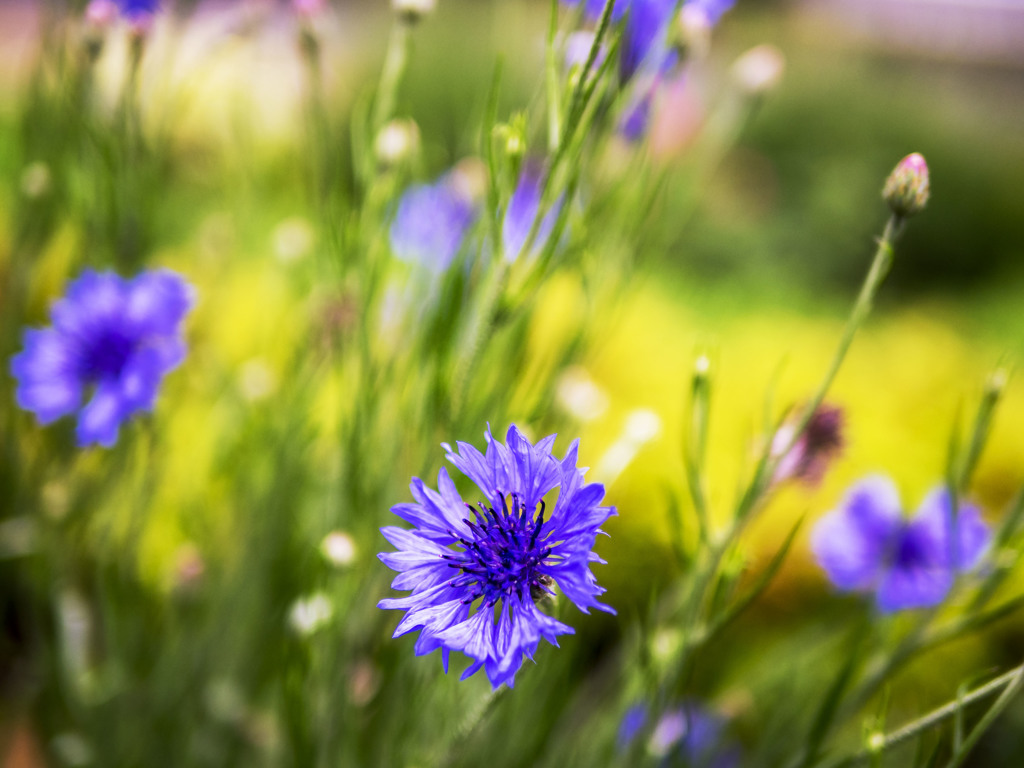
[883,153,930,217]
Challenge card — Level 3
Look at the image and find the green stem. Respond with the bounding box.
[816,664,1024,768]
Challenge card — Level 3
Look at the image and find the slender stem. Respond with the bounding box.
[371,20,412,136]
[816,664,1024,768]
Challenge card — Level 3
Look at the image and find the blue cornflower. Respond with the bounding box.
[812,476,992,612]
[502,165,562,263]
[618,700,741,767]
[10,269,194,448]
[378,425,615,689]
[117,0,160,23]
[389,175,478,271]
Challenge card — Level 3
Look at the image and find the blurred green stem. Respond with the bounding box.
[371,20,413,137]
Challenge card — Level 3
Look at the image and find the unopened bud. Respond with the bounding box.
[374,119,420,167]
[732,44,786,96]
[320,531,357,567]
[85,0,118,27]
[392,0,436,23]
[986,368,1009,397]
[882,153,930,217]
[677,4,712,59]
[293,0,327,17]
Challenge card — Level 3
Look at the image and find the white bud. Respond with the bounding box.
[392,0,436,22]
[273,216,315,264]
[732,44,786,96]
[321,531,357,567]
[374,119,420,166]
[239,358,277,402]
[288,592,334,636]
[556,367,609,422]
[21,162,52,199]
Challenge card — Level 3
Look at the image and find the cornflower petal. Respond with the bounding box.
[811,475,902,591]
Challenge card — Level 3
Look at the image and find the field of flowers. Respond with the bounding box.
[2,1,1024,767]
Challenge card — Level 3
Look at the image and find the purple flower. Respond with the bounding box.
[389,175,477,271]
[812,476,992,612]
[502,165,562,263]
[618,701,741,767]
[378,425,615,689]
[117,0,160,24]
[10,269,194,448]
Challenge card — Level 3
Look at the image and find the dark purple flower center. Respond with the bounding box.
[78,328,135,382]
[444,493,552,607]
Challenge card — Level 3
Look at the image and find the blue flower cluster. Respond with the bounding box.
[812,476,991,612]
[619,700,741,767]
[11,270,194,447]
[378,425,615,689]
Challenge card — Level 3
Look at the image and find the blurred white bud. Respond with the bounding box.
[556,367,609,422]
[206,678,246,723]
[273,216,315,264]
[625,409,662,443]
[42,480,70,520]
[448,157,488,204]
[650,628,683,666]
[0,516,38,558]
[58,590,92,691]
[374,119,420,167]
[393,0,436,23]
[21,162,52,199]
[595,409,663,484]
[320,531,357,568]
[52,733,93,767]
[239,358,277,402]
[288,592,334,636]
[731,44,786,96]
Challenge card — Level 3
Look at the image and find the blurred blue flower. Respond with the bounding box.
[618,700,741,767]
[117,0,160,23]
[390,176,477,271]
[812,476,992,612]
[503,165,562,263]
[378,425,615,689]
[10,269,194,448]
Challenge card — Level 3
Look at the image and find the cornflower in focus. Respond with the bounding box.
[618,700,741,766]
[378,425,615,689]
[10,270,194,447]
[389,172,478,270]
[771,404,845,486]
[812,476,992,612]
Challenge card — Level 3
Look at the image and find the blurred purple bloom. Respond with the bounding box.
[619,701,741,767]
[503,166,562,263]
[117,0,160,23]
[621,0,678,82]
[812,476,992,612]
[619,77,659,140]
[390,175,477,271]
[11,269,194,448]
[378,425,615,689]
[772,404,845,486]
